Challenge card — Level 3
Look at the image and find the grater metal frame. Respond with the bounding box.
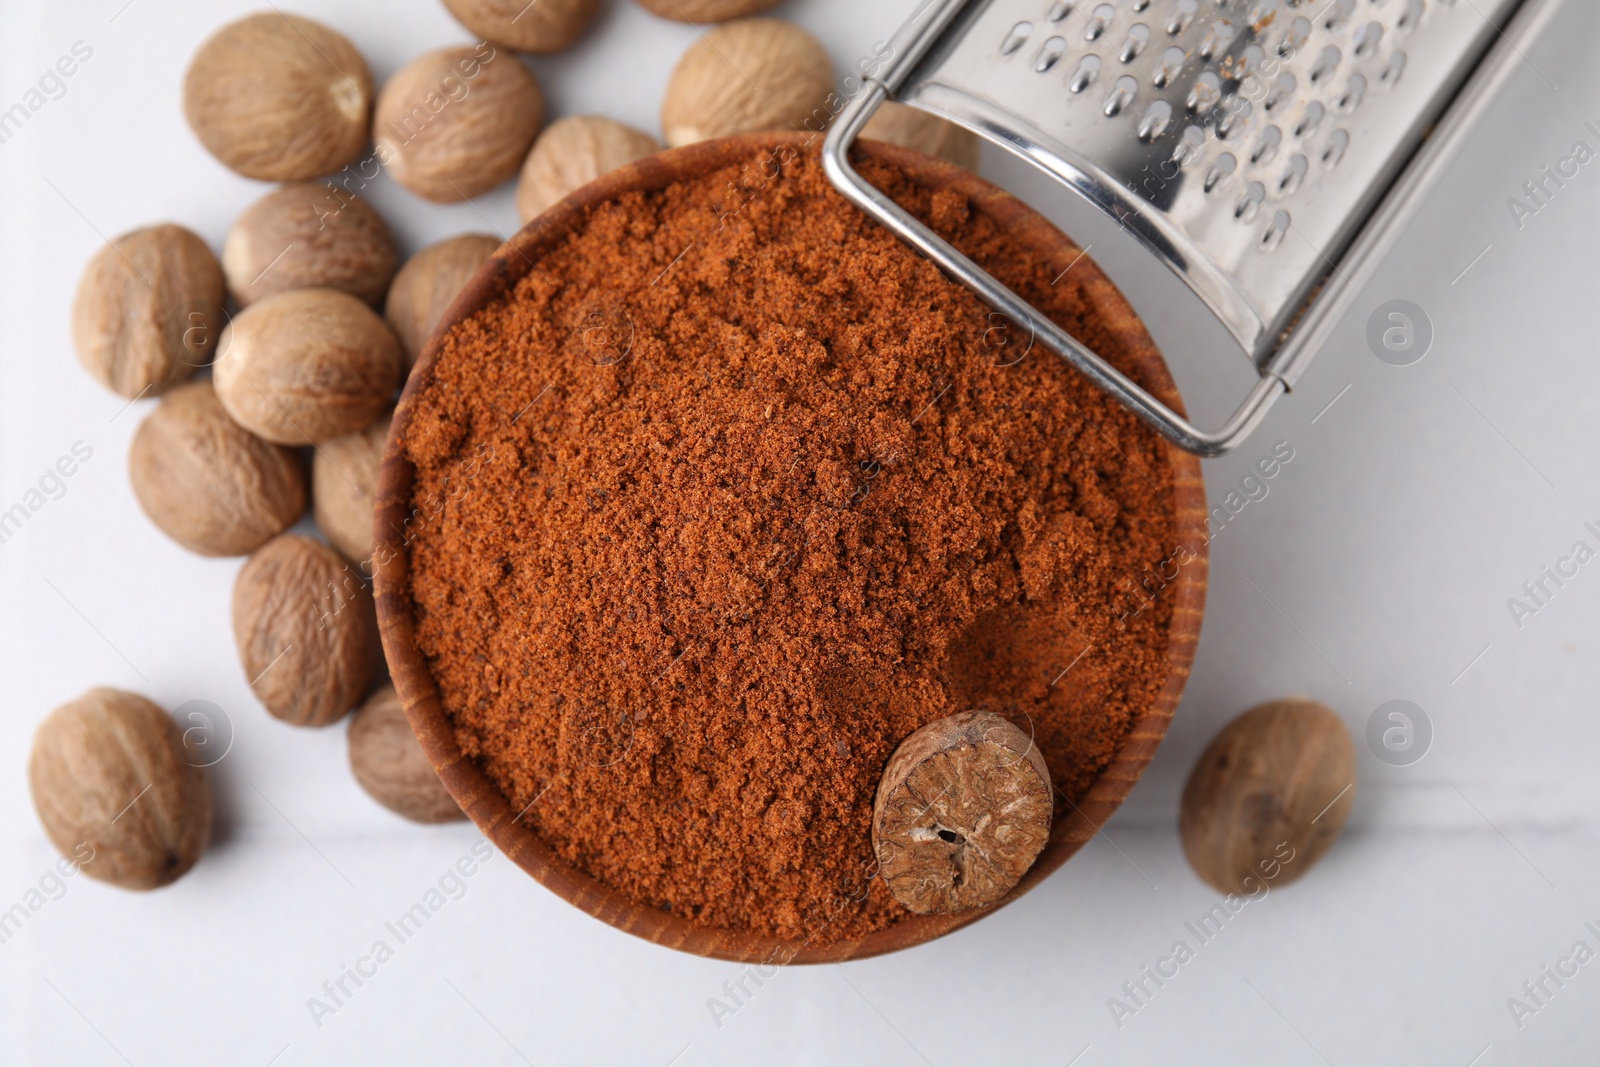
[823,0,1567,455]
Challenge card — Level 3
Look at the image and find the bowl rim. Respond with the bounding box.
[373,134,1208,964]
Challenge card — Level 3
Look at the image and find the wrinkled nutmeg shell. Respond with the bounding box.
[129,380,306,557]
[70,224,224,398]
[440,0,601,54]
[661,19,834,148]
[1180,698,1357,895]
[29,689,212,891]
[635,0,781,22]
[872,711,1053,914]
[862,101,982,171]
[233,534,379,727]
[516,116,662,223]
[348,685,464,823]
[384,234,500,371]
[214,288,401,446]
[223,183,397,307]
[375,46,544,203]
[183,12,373,181]
[314,409,391,572]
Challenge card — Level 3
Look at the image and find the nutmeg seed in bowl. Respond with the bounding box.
[28,688,212,891]
[516,116,662,223]
[375,45,544,203]
[661,19,834,148]
[129,380,307,557]
[384,234,500,372]
[314,409,391,572]
[71,224,224,399]
[348,684,465,823]
[440,0,601,54]
[183,11,373,182]
[223,183,397,307]
[214,288,401,446]
[233,534,379,727]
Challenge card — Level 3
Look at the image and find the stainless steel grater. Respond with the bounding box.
[824,0,1566,454]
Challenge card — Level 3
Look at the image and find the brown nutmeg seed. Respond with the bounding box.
[440,0,601,54]
[862,101,982,171]
[383,234,500,371]
[71,224,224,398]
[28,688,212,891]
[233,534,379,727]
[872,710,1053,914]
[516,116,662,223]
[129,380,306,557]
[375,45,544,203]
[223,183,397,307]
[348,685,464,823]
[183,11,373,181]
[635,0,781,22]
[214,288,401,446]
[313,409,391,572]
[661,19,834,148]
[1180,697,1357,895]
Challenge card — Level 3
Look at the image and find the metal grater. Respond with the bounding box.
[824,0,1566,454]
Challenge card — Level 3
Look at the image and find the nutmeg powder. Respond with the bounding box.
[402,145,1177,944]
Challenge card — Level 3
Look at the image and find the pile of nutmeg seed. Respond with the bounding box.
[32,0,981,894]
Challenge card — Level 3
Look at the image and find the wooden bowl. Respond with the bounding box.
[374,134,1208,964]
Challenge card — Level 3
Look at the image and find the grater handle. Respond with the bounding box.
[824,80,1284,457]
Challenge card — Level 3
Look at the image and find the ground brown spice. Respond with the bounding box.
[402,144,1176,943]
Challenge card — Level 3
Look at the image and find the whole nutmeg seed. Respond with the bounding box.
[130,380,306,557]
[863,102,982,171]
[183,12,373,181]
[384,234,500,371]
[516,116,662,223]
[635,0,781,22]
[233,534,379,727]
[314,409,390,572]
[375,45,544,203]
[661,19,834,148]
[348,684,464,823]
[223,183,397,308]
[440,0,601,54]
[1180,698,1357,895]
[71,224,224,398]
[29,688,212,891]
[214,288,401,446]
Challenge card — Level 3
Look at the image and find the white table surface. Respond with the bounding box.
[4,0,1600,1064]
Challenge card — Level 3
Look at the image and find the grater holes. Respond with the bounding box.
[1337,73,1367,112]
[1174,124,1206,166]
[1036,36,1068,73]
[1248,0,1280,24]
[1204,152,1237,192]
[1166,0,1198,36]
[1069,54,1102,92]
[1293,100,1324,138]
[1353,22,1384,59]
[1187,70,1222,112]
[1130,0,1151,10]
[1397,0,1425,31]
[1323,0,1355,30]
[1104,75,1139,117]
[1235,181,1266,221]
[1278,15,1312,57]
[1380,51,1408,86]
[1264,72,1296,111]
[1001,21,1034,56]
[1277,154,1308,195]
[1260,211,1291,251]
[1199,19,1237,61]
[1310,45,1341,84]
[1154,46,1186,88]
[1046,0,1074,22]
[1085,4,1115,41]
[1138,99,1174,142]
[1250,125,1282,165]
[1214,97,1251,139]
[1119,24,1151,63]
[1322,128,1350,167]
[1237,44,1266,79]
